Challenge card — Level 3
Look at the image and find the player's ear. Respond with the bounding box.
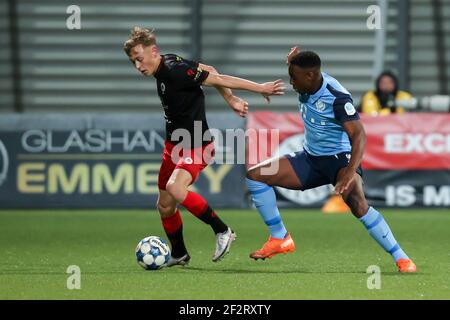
[150,45,159,57]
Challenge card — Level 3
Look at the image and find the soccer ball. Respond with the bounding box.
[135,236,171,270]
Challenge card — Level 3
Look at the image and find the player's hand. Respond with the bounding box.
[228,95,249,118]
[260,79,286,102]
[286,46,300,65]
[334,167,356,195]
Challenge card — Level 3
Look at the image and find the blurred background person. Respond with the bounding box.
[360,71,415,116]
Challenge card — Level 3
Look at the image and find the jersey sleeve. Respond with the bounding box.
[169,57,209,88]
[333,95,360,123]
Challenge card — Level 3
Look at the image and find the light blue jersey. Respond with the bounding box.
[298,72,359,156]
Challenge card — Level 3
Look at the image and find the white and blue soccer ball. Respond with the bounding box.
[135,236,171,270]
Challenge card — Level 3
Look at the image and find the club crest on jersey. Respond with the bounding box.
[344,102,356,115]
[160,82,166,94]
[316,100,326,112]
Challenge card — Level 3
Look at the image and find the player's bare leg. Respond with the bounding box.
[338,172,368,219]
[165,168,192,204]
[246,156,300,260]
[247,156,303,189]
[340,171,416,272]
[166,168,236,262]
[157,189,190,267]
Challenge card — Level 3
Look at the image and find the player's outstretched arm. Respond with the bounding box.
[202,71,286,98]
[335,120,366,194]
[199,63,248,117]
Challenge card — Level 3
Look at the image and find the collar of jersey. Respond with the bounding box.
[153,55,165,77]
[308,73,327,104]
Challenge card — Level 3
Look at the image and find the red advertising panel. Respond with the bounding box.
[362,114,450,169]
[247,112,450,207]
[247,112,450,170]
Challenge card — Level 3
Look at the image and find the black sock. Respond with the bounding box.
[198,206,228,234]
[161,211,188,258]
[167,227,188,258]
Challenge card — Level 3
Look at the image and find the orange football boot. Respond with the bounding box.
[396,259,417,273]
[250,234,295,260]
[321,195,351,214]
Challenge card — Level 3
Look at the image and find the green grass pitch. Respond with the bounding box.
[0,209,449,299]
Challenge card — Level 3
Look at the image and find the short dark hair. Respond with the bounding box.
[290,51,321,69]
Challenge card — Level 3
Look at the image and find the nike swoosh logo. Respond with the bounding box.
[281,239,294,248]
[382,232,390,239]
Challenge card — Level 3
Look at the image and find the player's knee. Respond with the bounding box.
[165,181,186,203]
[344,193,368,217]
[156,201,176,218]
[246,168,262,182]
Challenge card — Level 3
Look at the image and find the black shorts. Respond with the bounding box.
[286,150,363,191]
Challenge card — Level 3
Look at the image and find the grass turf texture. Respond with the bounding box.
[0,209,449,300]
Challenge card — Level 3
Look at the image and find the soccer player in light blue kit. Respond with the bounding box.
[245,47,416,272]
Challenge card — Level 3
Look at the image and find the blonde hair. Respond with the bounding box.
[123,27,156,56]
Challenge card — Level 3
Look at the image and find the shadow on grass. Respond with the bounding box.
[169,266,425,276]
[179,266,366,274]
